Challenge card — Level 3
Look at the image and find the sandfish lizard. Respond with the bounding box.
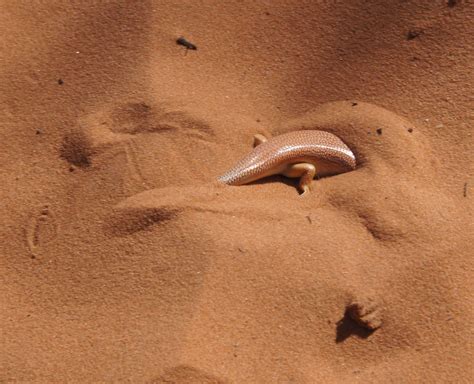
[218,130,356,195]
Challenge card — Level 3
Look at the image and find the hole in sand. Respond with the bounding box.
[335,311,374,343]
[60,129,93,167]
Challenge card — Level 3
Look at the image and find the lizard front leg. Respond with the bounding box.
[253,133,268,147]
[282,163,316,195]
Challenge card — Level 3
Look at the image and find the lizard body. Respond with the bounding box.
[218,130,356,194]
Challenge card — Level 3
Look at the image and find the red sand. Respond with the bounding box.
[1,1,473,383]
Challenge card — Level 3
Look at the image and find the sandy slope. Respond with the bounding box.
[1,1,473,383]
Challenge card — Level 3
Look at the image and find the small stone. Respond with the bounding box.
[407,29,423,40]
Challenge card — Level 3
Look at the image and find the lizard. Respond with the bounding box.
[218,130,356,195]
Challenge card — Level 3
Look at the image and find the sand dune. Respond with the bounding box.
[1,1,473,383]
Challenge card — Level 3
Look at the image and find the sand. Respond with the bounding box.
[1,1,473,383]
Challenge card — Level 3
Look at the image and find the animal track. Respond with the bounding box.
[26,205,58,257]
[124,140,153,190]
[107,101,213,137]
[109,102,156,134]
[61,100,215,182]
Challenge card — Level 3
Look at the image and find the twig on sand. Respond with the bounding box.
[176,37,197,51]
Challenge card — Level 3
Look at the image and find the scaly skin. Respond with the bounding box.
[218,130,356,194]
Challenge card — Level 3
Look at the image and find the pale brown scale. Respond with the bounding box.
[218,130,356,195]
